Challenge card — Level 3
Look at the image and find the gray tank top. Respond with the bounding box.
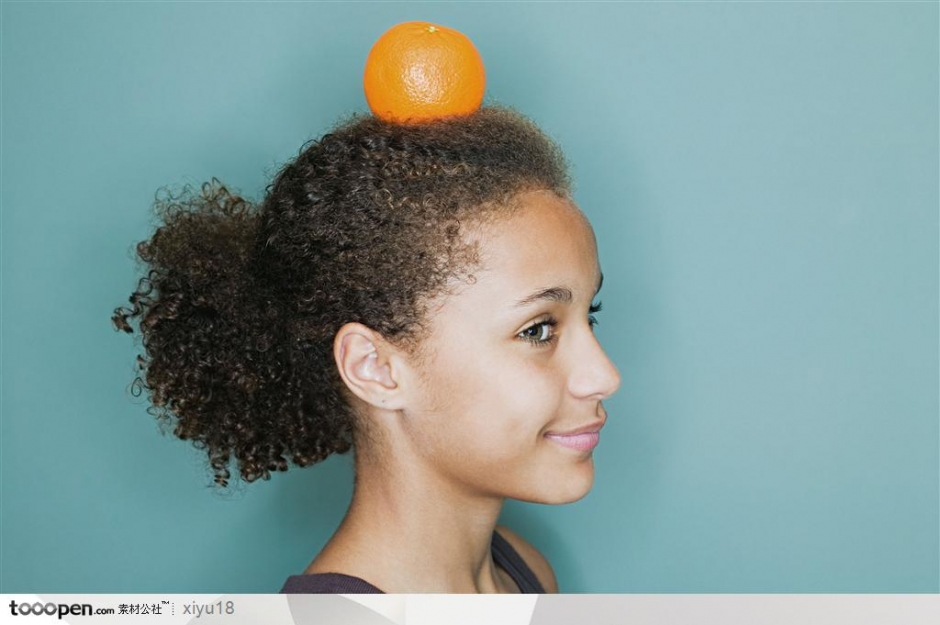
[280,530,547,593]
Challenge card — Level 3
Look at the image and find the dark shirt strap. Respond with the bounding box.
[280,572,383,594]
[490,530,546,594]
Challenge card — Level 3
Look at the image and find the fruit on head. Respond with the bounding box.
[363,21,486,124]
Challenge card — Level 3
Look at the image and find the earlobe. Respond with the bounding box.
[333,323,400,409]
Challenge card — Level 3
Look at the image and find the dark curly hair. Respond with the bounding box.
[112,105,572,487]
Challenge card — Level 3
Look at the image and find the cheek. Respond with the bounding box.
[410,344,595,502]
[423,347,562,452]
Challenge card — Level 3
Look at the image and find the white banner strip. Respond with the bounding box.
[1,594,937,625]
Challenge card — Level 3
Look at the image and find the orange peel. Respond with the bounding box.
[363,21,486,124]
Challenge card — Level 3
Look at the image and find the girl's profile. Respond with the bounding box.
[112,23,621,594]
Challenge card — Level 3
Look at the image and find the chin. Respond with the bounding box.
[519,461,596,505]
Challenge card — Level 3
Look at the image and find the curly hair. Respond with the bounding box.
[112,105,572,487]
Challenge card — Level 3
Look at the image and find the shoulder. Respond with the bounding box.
[494,524,559,593]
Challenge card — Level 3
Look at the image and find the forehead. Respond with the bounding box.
[463,190,600,303]
[410,189,600,363]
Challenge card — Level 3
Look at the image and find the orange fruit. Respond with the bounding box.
[363,21,486,124]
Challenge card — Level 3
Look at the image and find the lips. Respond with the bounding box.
[544,419,605,452]
[545,420,605,437]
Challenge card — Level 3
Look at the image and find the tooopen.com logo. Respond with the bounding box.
[8,600,114,619]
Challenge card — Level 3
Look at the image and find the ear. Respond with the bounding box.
[333,322,407,410]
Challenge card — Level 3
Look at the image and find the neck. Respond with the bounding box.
[312,444,511,593]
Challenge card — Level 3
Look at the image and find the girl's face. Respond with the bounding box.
[400,189,621,504]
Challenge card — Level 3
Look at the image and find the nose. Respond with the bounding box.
[567,330,622,400]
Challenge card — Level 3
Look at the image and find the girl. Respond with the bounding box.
[113,106,621,593]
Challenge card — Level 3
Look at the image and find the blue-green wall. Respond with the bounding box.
[2,1,937,593]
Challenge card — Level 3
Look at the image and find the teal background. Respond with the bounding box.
[2,0,937,593]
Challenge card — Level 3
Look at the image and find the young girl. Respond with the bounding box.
[113,106,621,593]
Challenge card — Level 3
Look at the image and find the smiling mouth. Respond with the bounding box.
[544,431,600,452]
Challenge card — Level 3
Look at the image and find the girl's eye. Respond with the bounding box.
[519,302,603,347]
[519,319,558,347]
[589,300,603,331]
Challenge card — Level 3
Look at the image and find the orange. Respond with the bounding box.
[363,21,486,124]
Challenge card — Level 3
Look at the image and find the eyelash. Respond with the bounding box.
[519,301,603,347]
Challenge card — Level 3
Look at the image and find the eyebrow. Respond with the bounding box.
[513,272,604,308]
